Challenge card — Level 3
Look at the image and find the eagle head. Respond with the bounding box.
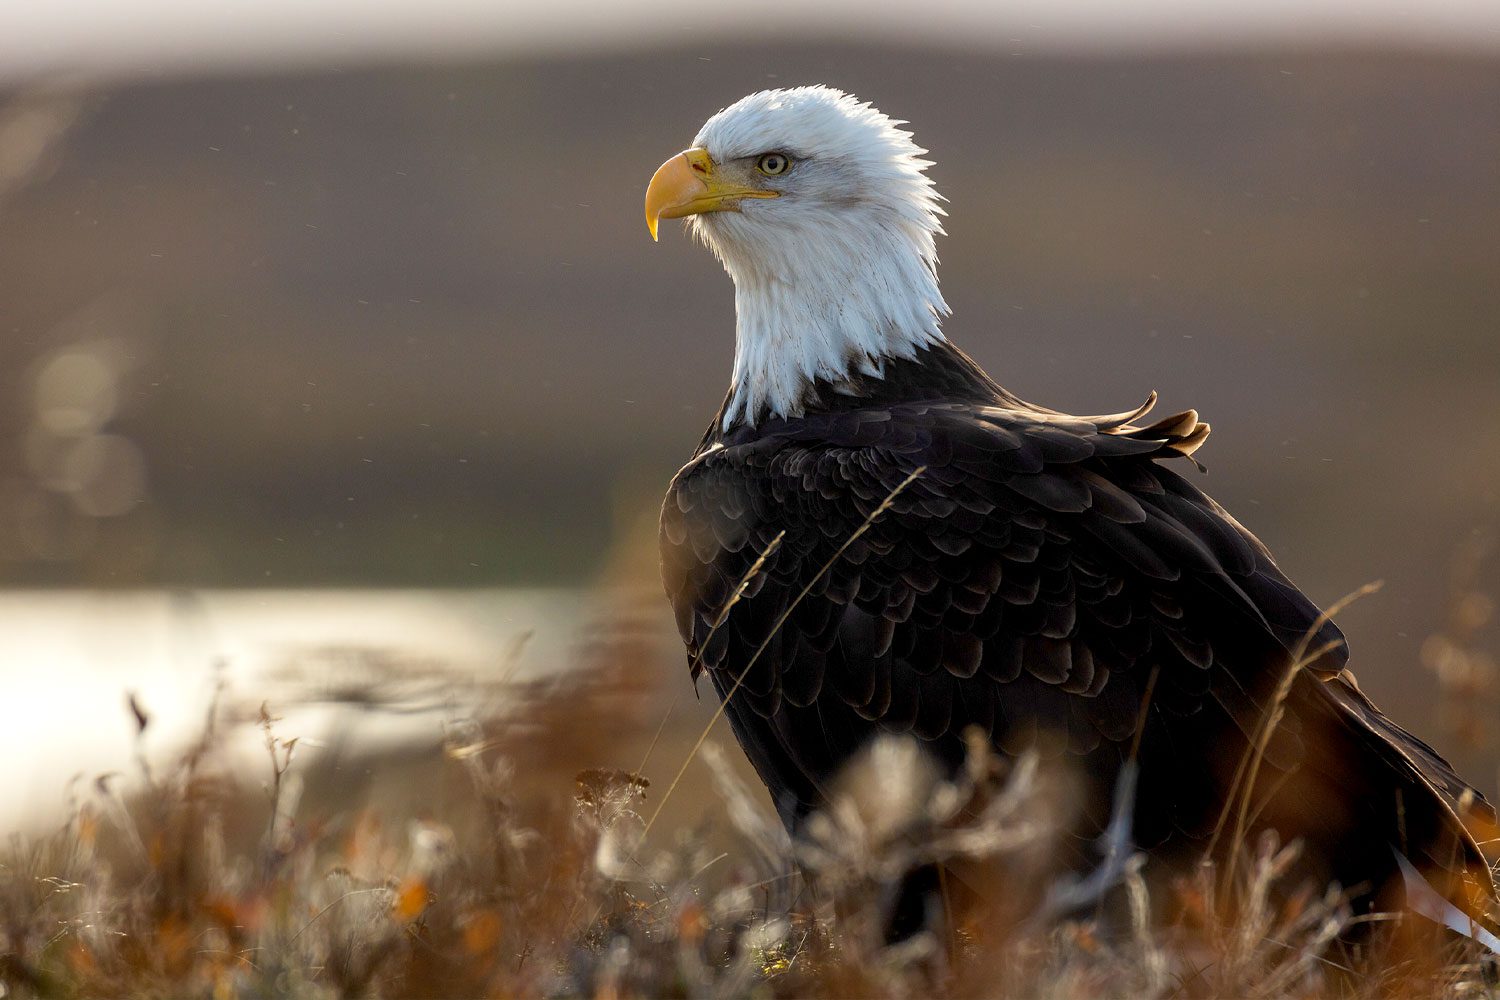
[645,86,951,429]
[645,86,942,245]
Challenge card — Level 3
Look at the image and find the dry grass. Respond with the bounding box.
[1,520,1496,997]
[0,637,1495,999]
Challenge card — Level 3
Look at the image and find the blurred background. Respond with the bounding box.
[0,1,1497,828]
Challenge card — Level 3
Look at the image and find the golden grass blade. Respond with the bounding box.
[1208,581,1383,898]
[635,530,785,776]
[640,467,926,839]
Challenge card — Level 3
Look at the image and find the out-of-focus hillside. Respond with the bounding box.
[1,44,1497,768]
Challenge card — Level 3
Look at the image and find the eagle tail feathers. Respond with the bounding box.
[1101,402,1213,467]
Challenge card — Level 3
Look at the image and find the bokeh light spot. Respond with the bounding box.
[34,350,118,435]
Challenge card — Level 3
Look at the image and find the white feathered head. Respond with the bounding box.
[646,87,951,428]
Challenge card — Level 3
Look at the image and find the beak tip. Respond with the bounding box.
[646,148,713,244]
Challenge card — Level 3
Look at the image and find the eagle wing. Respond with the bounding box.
[660,399,1496,911]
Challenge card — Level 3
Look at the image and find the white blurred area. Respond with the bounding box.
[0,587,588,827]
[2,0,1499,83]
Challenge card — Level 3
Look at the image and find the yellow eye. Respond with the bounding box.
[756,153,790,176]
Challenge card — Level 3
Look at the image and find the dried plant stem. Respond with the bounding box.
[636,530,786,776]
[1209,581,1383,898]
[641,467,926,839]
[634,693,682,776]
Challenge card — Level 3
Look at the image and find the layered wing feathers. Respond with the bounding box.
[661,396,1496,918]
[663,401,1339,746]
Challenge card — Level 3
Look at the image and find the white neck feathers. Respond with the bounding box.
[700,204,948,430]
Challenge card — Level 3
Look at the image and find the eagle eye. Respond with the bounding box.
[755,153,790,176]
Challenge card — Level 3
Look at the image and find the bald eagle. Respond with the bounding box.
[646,86,1498,945]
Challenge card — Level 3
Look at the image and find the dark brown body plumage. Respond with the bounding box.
[660,339,1498,929]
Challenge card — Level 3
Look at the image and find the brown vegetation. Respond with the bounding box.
[1,608,1494,998]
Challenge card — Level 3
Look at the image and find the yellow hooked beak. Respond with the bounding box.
[644,147,779,241]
